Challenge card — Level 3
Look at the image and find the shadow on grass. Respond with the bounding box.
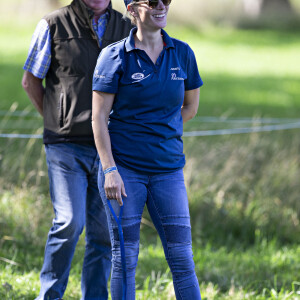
[1,62,300,116]
[199,73,300,118]
[0,63,30,110]
[172,25,300,48]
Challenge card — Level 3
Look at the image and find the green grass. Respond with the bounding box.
[167,26,300,118]
[1,193,300,300]
[1,21,300,116]
[1,204,300,300]
[1,20,300,300]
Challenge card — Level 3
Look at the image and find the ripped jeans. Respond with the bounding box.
[98,164,201,300]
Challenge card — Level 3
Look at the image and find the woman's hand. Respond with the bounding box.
[181,88,200,123]
[92,91,126,205]
[104,171,127,206]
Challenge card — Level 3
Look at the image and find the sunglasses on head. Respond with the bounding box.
[132,0,172,8]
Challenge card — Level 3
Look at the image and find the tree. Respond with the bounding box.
[260,0,294,18]
[43,0,68,8]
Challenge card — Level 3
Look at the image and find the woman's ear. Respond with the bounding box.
[127,4,137,17]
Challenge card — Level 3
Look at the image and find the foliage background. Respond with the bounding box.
[0,0,300,299]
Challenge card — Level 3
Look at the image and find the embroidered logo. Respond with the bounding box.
[171,73,184,80]
[131,73,145,80]
[94,70,105,79]
[170,67,181,71]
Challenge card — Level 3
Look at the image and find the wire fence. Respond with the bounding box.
[0,110,300,139]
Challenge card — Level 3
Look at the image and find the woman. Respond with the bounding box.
[92,0,203,299]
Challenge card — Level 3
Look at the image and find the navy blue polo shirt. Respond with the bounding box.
[93,27,203,174]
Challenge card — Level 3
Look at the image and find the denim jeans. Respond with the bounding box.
[98,164,201,300]
[37,143,111,300]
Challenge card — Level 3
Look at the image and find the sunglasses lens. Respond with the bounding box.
[149,0,159,7]
[137,0,171,8]
[150,0,171,7]
[163,0,171,5]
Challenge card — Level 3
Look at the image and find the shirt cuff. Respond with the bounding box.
[185,79,204,91]
[93,84,118,94]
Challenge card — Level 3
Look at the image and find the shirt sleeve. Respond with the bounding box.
[23,19,51,79]
[92,46,123,94]
[184,45,203,91]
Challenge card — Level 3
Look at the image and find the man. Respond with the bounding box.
[22,0,132,299]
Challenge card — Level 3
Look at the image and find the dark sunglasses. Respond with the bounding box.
[132,0,172,8]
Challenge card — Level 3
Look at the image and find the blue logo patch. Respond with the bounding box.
[131,73,145,80]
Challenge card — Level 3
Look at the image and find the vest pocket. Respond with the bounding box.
[59,91,64,128]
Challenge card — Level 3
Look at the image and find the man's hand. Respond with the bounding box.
[22,71,45,116]
[104,171,127,206]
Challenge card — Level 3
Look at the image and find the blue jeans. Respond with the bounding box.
[98,164,201,300]
[37,143,111,300]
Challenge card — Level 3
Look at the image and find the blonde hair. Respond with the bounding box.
[123,9,136,25]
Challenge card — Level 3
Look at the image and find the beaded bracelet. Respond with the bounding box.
[104,166,118,175]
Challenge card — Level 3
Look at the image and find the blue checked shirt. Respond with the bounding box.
[23,12,109,79]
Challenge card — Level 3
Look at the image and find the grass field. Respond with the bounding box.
[0,18,300,300]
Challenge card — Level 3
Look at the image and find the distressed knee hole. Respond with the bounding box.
[163,224,191,244]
